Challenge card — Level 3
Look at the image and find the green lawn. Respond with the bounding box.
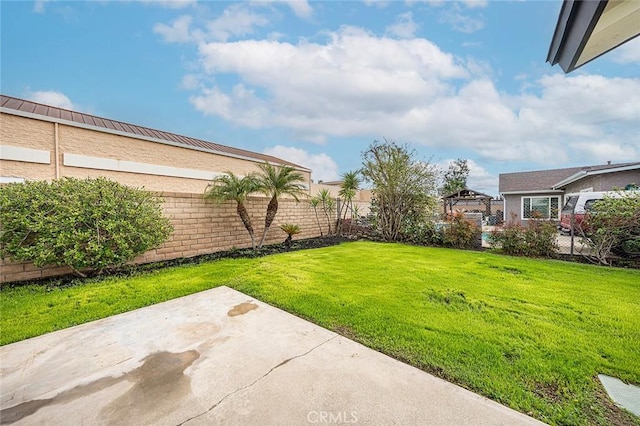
[2,241,639,425]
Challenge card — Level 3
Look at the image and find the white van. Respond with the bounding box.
[559,191,627,234]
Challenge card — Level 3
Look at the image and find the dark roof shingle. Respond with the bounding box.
[499,162,640,193]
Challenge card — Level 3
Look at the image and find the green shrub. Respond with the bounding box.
[489,225,528,256]
[489,214,558,257]
[0,177,173,276]
[442,213,480,249]
[582,191,640,264]
[400,218,442,246]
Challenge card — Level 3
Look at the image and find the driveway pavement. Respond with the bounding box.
[0,287,544,425]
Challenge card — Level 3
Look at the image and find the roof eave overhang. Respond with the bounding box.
[552,164,640,189]
[500,189,565,195]
[552,170,587,189]
[547,0,640,73]
[547,0,608,73]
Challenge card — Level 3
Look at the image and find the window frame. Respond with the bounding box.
[521,195,561,220]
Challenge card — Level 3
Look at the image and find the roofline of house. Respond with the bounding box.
[499,190,565,195]
[546,0,608,73]
[552,163,640,189]
[0,106,311,173]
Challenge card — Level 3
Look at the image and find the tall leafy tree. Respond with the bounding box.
[257,163,307,248]
[338,170,361,234]
[442,158,470,195]
[204,172,261,250]
[361,139,438,241]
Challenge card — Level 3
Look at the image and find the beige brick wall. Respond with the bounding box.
[0,114,56,180]
[0,112,323,283]
[1,113,311,193]
[1,193,331,283]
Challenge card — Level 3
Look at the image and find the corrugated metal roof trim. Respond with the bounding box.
[0,94,310,171]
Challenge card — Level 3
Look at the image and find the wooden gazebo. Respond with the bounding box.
[443,188,493,217]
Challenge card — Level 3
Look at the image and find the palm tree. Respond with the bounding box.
[338,171,360,234]
[317,188,335,235]
[257,163,307,248]
[279,223,301,248]
[309,197,324,237]
[204,172,261,250]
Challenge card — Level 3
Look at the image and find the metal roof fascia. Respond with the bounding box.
[547,0,576,65]
[500,189,565,195]
[547,0,608,73]
[0,107,311,172]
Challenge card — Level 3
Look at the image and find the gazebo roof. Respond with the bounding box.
[443,188,493,200]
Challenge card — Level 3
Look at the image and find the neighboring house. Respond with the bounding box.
[499,162,640,225]
[0,94,310,193]
[548,0,640,73]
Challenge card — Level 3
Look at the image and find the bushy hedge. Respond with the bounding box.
[489,218,558,257]
[400,214,479,249]
[442,214,480,249]
[0,177,173,276]
[582,191,640,265]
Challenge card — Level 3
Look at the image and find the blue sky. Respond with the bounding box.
[2,0,639,196]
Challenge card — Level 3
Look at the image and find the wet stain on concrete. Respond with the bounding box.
[177,321,221,341]
[227,302,258,317]
[102,350,200,425]
[0,350,199,425]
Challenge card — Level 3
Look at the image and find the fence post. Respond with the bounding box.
[570,211,575,255]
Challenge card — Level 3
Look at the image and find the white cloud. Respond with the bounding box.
[439,10,484,33]
[611,36,640,64]
[190,26,467,136]
[154,15,193,43]
[27,90,75,110]
[467,159,497,195]
[205,4,269,42]
[363,0,391,8]
[386,12,418,39]
[282,0,313,18]
[172,19,638,171]
[154,5,269,44]
[141,0,196,9]
[33,0,50,13]
[250,0,313,18]
[460,0,488,9]
[263,145,339,181]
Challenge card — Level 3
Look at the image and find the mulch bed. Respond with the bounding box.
[3,236,352,288]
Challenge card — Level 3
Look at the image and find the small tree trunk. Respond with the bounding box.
[258,196,278,248]
[313,207,323,237]
[237,202,256,250]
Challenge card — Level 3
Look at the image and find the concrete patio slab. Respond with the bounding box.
[0,287,544,425]
[598,374,640,416]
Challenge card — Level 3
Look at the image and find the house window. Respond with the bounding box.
[522,196,560,220]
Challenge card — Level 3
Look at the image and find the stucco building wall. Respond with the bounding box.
[563,170,640,193]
